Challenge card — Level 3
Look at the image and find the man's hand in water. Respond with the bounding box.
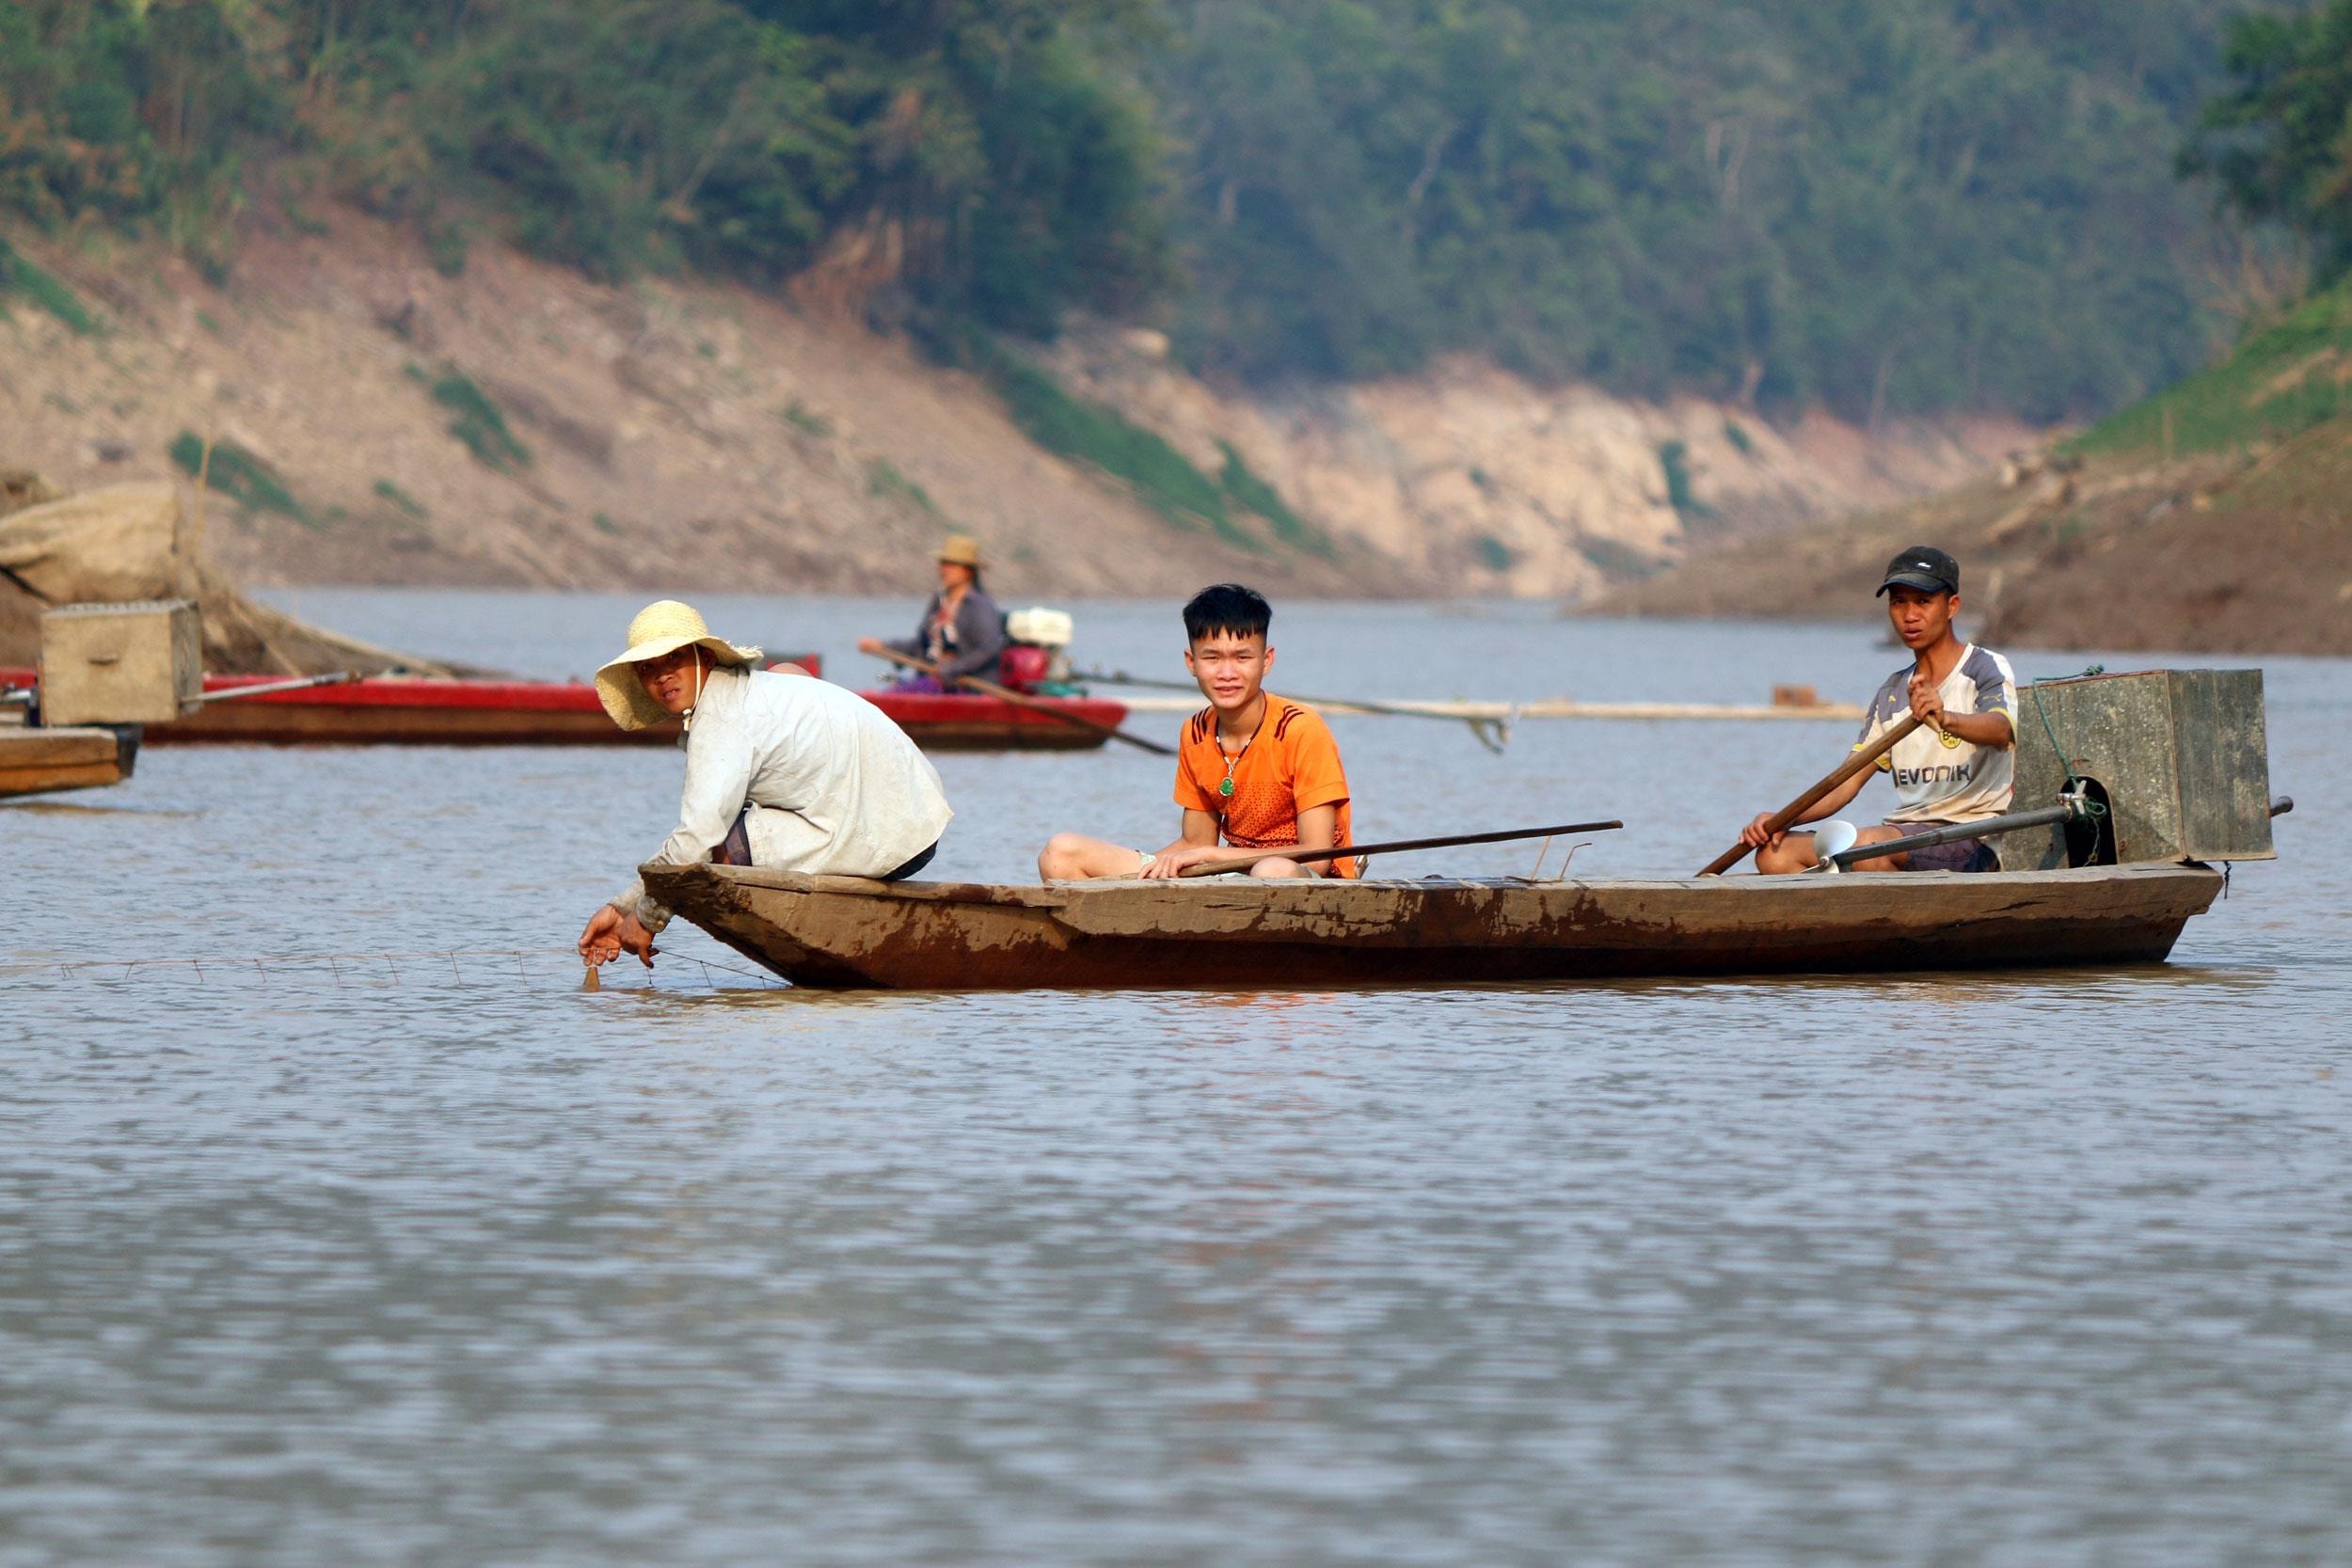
[579,904,659,969]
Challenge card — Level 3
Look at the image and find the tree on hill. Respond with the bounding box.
[1151,0,2269,421]
[0,0,2310,426]
[0,0,1168,323]
[2181,0,2352,282]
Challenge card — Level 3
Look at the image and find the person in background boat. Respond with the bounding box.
[1739,546,2016,873]
[578,600,954,971]
[1037,583,1358,881]
[855,534,1007,691]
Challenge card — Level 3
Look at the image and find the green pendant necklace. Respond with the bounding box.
[1217,708,1266,798]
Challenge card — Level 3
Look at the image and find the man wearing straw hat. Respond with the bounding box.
[856,533,1006,690]
[578,600,953,972]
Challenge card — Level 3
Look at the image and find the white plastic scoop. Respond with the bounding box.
[1811,819,1859,872]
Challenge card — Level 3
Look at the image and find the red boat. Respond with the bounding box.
[0,667,1129,751]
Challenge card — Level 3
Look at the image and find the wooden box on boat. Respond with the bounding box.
[37,599,200,726]
[1996,669,2274,871]
[638,862,2225,991]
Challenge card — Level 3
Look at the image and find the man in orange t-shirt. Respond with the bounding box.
[1038,583,1359,879]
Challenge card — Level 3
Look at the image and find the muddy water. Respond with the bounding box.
[3,593,2346,1567]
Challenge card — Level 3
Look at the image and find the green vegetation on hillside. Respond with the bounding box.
[2072,277,2352,458]
[2183,0,2352,282]
[168,433,314,527]
[373,478,429,518]
[1216,442,1330,557]
[1154,0,2267,420]
[865,457,940,516]
[422,372,531,472]
[0,237,95,332]
[0,0,2307,425]
[0,0,1166,334]
[2067,0,2352,459]
[967,334,1251,546]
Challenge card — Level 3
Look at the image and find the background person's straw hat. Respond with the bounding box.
[937,534,985,569]
[594,600,762,730]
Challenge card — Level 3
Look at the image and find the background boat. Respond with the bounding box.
[0,667,1127,752]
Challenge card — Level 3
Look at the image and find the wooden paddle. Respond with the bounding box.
[1695,713,1923,876]
[1176,818,1624,878]
[869,647,1176,755]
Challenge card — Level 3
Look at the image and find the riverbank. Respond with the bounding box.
[1591,275,2352,657]
[3,212,2017,601]
[1589,429,2352,656]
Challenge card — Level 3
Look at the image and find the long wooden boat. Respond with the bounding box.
[0,723,139,800]
[637,862,2225,990]
[0,668,1127,751]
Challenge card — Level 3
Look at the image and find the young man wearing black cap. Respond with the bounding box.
[1739,545,2017,873]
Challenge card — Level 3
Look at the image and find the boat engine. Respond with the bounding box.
[1003,607,1078,693]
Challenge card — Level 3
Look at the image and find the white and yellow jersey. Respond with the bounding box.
[1854,646,2017,824]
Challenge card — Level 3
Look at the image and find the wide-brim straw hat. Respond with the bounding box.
[594,599,762,731]
[937,534,985,569]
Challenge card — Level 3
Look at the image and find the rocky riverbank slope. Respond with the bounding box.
[3,210,2022,600]
[1590,281,2352,657]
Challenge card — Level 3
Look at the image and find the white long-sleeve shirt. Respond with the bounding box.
[612,666,952,931]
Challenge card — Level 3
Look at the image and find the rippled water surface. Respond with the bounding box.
[6,594,2347,1567]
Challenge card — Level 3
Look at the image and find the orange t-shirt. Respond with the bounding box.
[1173,694,1358,877]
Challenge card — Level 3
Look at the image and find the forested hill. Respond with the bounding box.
[1152,0,2265,419]
[0,1,2296,425]
[1589,0,2352,655]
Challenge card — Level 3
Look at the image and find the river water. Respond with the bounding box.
[4,592,2346,1567]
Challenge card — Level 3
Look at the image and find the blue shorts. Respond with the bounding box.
[1885,820,1998,874]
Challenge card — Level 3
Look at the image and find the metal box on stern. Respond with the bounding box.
[1994,668,2275,871]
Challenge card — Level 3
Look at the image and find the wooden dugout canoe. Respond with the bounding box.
[637,862,2225,990]
[0,668,1127,751]
[0,724,138,800]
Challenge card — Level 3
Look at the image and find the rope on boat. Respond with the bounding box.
[0,945,786,990]
[2028,665,2112,862]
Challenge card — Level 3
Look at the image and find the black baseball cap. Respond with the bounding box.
[1877,545,1959,596]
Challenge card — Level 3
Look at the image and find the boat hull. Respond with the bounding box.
[0,724,138,800]
[0,670,1124,751]
[638,863,2225,990]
